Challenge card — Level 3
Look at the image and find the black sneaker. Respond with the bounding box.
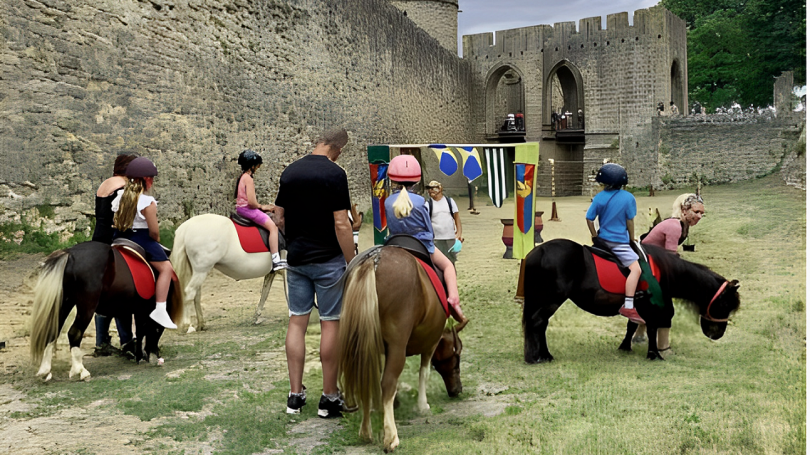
[286,386,306,414]
[318,394,349,418]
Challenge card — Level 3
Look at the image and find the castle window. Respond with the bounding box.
[635,37,639,41]
[568,45,570,50]
[621,39,625,43]
[403,11,407,17]
[658,34,662,39]
[593,42,597,47]
[606,41,610,45]
[581,44,584,48]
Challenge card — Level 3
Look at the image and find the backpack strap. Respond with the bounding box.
[427,197,433,217]
[447,197,455,215]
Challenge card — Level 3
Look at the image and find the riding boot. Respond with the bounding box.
[150,301,177,329]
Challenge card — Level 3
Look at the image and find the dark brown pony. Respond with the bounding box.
[523,239,740,362]
[30,241,182,381]
[338,246,465,452]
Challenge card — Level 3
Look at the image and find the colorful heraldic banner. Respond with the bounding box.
[456,146,483,182]
[484,147,508,208]
[367,145,390,245]
[513,143,539,259]
[428,144,459,176]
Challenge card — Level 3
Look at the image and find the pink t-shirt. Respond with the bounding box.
[641,218,683,252]
[236,173,251,208]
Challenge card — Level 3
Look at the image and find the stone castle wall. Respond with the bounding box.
[0,0,474,237]
[652,113,804,187]
[389,0,458,54]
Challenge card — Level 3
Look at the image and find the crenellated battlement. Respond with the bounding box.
[462,5,685,58]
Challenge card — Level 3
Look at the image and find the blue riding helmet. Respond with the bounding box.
[595,163,628,188]
[238,149,263,171]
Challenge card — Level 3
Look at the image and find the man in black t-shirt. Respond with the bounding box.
[274,128,355,418]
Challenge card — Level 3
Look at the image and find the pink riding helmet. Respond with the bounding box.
[388,155,421,183]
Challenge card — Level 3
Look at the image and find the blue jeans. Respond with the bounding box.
[285,254,346,321]
[95,314,134,347]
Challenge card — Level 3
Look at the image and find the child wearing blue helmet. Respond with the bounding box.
[235,150,287,271]
[586,163,643,324]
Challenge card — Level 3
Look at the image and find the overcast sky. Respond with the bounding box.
[457,0,662,54]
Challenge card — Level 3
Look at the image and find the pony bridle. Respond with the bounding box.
[702,281,729,323]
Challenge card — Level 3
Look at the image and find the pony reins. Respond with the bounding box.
[703,281,729,322]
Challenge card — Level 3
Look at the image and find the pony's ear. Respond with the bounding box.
[729,280,740,292]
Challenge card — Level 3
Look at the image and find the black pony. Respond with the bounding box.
[30,241,182,381]
[522,239,740,362]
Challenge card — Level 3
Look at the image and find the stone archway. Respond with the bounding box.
[485,64,526,137]
[671,60,684,114]
[543,60,584,129]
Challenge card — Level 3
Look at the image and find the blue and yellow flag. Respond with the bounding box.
[513,143,539,259]
[429,144,458,176]
[456,146,483,182]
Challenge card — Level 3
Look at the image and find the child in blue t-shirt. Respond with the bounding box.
[586,164,643,323]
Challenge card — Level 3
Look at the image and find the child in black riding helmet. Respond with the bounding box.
[235,150,287,271]
[586,163,643,324]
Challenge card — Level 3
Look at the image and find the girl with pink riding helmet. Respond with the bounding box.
[235,150,287,271]
[384,154,467,325]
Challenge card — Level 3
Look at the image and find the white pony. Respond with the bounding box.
[170,213,283,331]
[171,206,363,331]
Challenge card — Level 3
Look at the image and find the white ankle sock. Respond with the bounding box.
[272,252,281,262]
[624,297,634,309]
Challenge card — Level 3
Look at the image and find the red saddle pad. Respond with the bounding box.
[233,221,270,253]
[117,247,156,300]
[414,257,450,318]
[592,253,661,295]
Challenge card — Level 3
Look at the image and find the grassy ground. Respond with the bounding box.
[0,174,804,454]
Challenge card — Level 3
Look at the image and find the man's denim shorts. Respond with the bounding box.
[602,240,639,267]
[285,254,346,321]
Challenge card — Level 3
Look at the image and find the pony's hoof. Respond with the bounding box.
[186,326,196,334]
[80,369,91,381]
[632,335,648,344]
[647,351,665,361]
[41,372,52,382]
[525,355,553,364]
[618,344,632,352]
[384,436,400,453]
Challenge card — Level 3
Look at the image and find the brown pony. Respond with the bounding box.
[338,246,465,452]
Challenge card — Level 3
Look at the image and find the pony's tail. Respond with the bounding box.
[392,187,413,219]
[338,259,384,413]
[29,250,69,364]
[169,225,191,324]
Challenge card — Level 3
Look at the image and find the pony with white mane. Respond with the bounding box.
[171,205,364,331]
[170,213,283,331]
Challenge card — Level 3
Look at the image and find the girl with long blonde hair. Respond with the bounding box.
[112,157,177,329]
[384,155,466,325]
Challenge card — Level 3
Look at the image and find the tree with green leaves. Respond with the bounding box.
[661,0,805,110]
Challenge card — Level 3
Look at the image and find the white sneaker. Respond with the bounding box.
[150,302,177,329]
[272,259,289,272]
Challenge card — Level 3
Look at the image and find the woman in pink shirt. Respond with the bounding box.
[637,193,704,351]
[641,193,705,254]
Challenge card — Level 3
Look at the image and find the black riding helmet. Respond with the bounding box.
[595,163,628,188]
[238,149,263,171]
[125,157,158,178]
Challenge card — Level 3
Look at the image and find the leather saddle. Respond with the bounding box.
[384,234,449,318]
[230,212,286,252]
[110,238,156,299]
[384,234,445,288]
